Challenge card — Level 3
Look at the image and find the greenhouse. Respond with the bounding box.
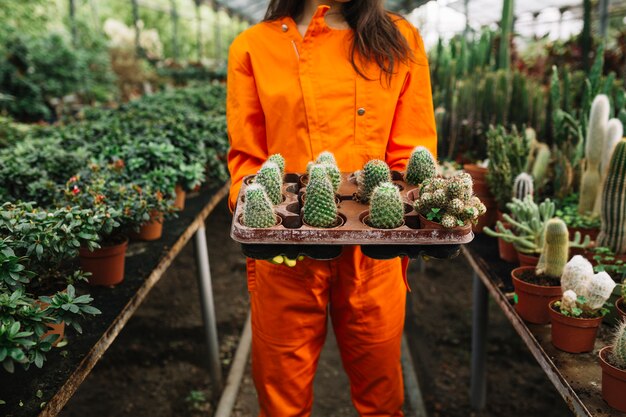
[1,0,626,416]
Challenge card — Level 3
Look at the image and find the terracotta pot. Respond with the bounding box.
[79,238,128,286]
[511,267,561,324]
[617,297,626,321]
[549,301,603,353]
[174,184,186,210]
[569,226,599,243]
[418,214,471,232]
[464,163,488,183]
[472,196,497,233]
[600,346,626,412]
[496,210,506,222]
[37,299,65,347]
[517,251,540,267]
[134,212,164,241]
[497,223,518,263]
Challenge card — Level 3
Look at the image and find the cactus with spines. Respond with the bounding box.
[405,146,437,185]
[531,143,551,189]
[303,164,338,228]
[561,255,594,295]
[414,173,485,228]
[315,151,337,166]
[307,152,342,192]
[513,172,534,200]
[579,95,610,214]
[242,184,276,228]
[593,118,624,213]
[255,162,283,206]
[611,320,626,370]
[267,154,285,177]
[356,159,392,203]
[536,218,569,278]
[369,182,404,229]
[598,140,626,254]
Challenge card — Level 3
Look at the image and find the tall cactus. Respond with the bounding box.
[255,162,283,206]
[242,184,276,228]
[561,255,594,296]
[531,143,551,189]
[498,0,514,71]
[536,218,569,278]
[513,172,534,200]
[369,182,404,229]
[303,164,338,228]
[579,95,610,214]
[405,146,436,186]
[594,118,624,213]
[598,140,626,254]
[356,159,392,203]
[612,320,626,369]
[268,154,285,177]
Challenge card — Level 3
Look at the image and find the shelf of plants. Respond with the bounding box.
[0,84,231,415]
[464,235,622,417]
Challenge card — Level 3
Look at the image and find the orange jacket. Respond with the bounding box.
[226,6,436,209]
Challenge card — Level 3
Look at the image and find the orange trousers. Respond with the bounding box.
[247,246,406,417]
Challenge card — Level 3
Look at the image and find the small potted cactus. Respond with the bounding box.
[268,153,286,177]
[303,151,342,192]
[599,320,626,412]
[356,159,392,203]
[404,146,436,186]
[550,255,615,353]
[303,164,340,228]
[366,182,404,229]
[510,218,568,324]
[255,161,283,205]
[496,173,535,263]
[242,184,278,228]
[413,173,486,229]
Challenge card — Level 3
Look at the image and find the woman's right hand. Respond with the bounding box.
[269,255,305,267]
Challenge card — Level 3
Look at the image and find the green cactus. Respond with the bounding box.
[498,0,514,71]
[598,140,626,254]
[255,162,283,206]
[612,320,626,369]
[303,164,338,228]
[405,146,436,185]
[594,118,624,213]
[267,154,285,177]
[531,143,551,189]
[369,182,404,229]
[536,218,569,278]
[323,163,342,193]
[356,159,391,203]
[242,184,276,228]
[315,151,337,166]
[513,172,534,200]
[579,95,610,214]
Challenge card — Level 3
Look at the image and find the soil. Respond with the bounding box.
[516,268,561,287]
[59,199,571,417]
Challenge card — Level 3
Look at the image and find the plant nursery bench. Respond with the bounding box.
[0,183,230,417]
[464,234,620,417]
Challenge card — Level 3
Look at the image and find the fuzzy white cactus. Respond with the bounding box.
[559,256,616,315]
[561,255,594,295]
[561,290,578,313]
[581,271,616,311]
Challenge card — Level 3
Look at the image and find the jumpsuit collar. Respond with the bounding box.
[280,4,333,40]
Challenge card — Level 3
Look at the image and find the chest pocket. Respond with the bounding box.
[355,71,403,157]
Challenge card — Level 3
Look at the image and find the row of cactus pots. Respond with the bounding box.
[77,185,186,287]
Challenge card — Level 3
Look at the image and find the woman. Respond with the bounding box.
[227,0,436,415]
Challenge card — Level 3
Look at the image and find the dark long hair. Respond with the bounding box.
[264,1,413,82]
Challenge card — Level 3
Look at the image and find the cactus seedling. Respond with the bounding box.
[369,182,404,229]
[255,162,283,205]
[536,218,569,278]
[356,159,392,203]
[405,146,436,185]
[303,164,338,228]
[611,320,626,370]
[598,140,626,254]
[242,184,276,228]
[268,154,286,177]
[513,172,534,200]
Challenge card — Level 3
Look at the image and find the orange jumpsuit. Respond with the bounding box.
[227,5,436,416]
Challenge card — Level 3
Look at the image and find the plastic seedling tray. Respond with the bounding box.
[230,171,474,260]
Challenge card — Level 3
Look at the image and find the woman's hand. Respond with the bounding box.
[270,255,305,267]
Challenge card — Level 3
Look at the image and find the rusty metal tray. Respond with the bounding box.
[230,171,474,260]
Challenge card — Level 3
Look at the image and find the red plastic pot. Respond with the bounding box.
[617,297,626,321]
[600,346,626,412]
[517,251,540,267]
[496,222,518,263]
[549,301,603,353]
[511,267,561,324]
[79,238,128,286]
[569,227,599,243]
[464,164,491,197]
[133,211,164,241]
[37,298,65,347]
[174,184,186,210]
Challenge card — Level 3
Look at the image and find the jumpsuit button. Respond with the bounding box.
[281,24,288,32]
[357,108,366,116]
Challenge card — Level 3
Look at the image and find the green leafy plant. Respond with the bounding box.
[555,193,601,230]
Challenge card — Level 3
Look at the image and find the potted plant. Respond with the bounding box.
[599,320,626,412]
[589,246,626,323]
[550,256,615,353]
[483,125,530,233]
[496,173,535,263]
[303,164,341,228]
[413,173,486,230]
[366,182,405,229]
[555,193,601,244]
[510,218,568,324]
